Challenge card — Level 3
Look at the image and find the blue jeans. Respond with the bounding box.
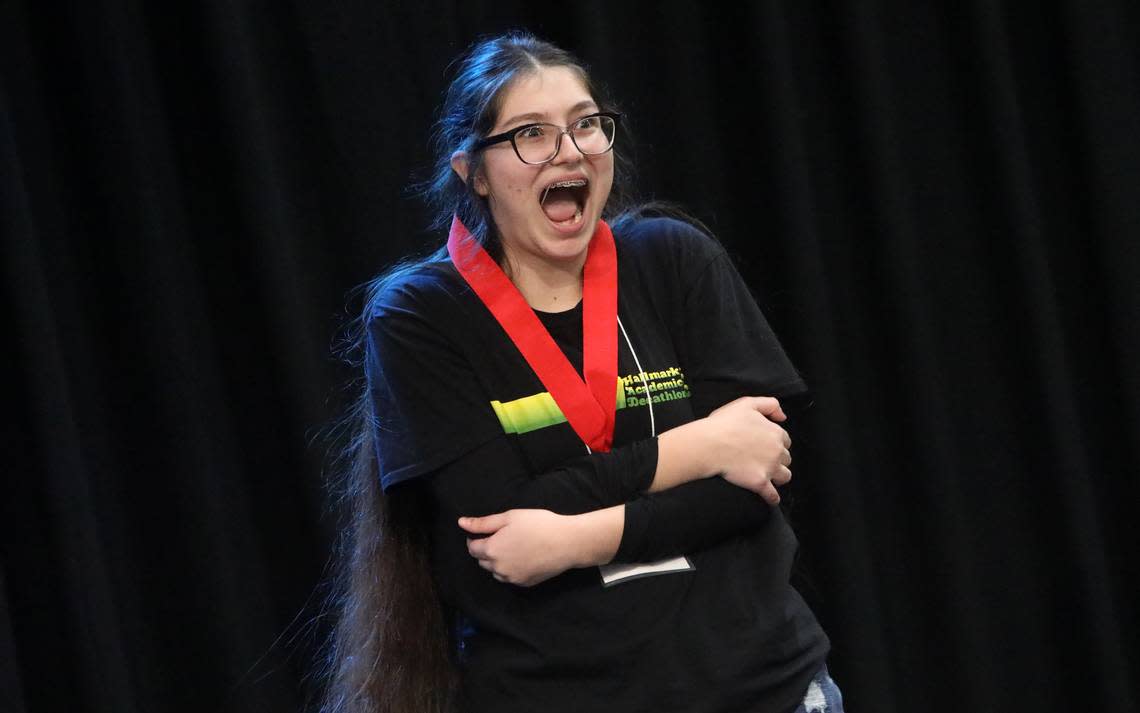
[791,665,845,713]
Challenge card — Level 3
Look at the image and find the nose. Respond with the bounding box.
[550,128,584,165]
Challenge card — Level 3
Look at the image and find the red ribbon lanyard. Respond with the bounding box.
[447,216,618,452]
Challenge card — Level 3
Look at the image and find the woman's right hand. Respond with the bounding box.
[702,396,792,505]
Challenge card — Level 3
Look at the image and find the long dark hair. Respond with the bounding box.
[317,32,636,713]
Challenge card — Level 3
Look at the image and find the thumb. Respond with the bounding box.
[458,512,509,534]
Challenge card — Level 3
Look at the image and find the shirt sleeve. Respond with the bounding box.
[423,431,658,520]
[679,243,808,417]
[365,302,502,491]
[366,289,658,510]
[611,219,810,562]
[612,478,768,562]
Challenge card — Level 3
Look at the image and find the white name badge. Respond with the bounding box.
[598,555,695,587]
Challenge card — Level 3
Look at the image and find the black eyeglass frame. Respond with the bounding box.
[471,111,622,165]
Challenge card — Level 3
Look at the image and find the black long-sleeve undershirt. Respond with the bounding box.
[368,216,807,569]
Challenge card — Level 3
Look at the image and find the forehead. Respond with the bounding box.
[494,65,595,128]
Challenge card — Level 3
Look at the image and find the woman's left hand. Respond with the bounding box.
[460,509,576,587]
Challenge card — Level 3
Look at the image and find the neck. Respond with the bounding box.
[500,245,586,313]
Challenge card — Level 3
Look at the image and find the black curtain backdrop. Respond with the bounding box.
[2,2,1137,712]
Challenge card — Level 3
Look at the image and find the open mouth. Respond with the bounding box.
[539,177,589,228]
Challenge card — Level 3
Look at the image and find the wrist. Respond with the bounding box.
[686,417,721,476]
[563,506,624,568]
[655,419,718,491]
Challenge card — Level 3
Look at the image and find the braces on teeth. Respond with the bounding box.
[540,179,588,206]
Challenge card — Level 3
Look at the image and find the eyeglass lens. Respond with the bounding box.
[513,116,616,164]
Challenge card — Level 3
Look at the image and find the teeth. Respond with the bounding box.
[541,178,587,206]
[549,179,587,189]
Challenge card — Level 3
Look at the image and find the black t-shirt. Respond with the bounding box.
[365,216,829,713]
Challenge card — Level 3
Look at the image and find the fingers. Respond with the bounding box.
[478,559,517,586]
[771,464,792,486]
[481,559,508,584]
[749,396,787,422]
[758,479,781,505]
[470,541,504,582]
[462,520,518,584]
[467,536,492,559]
[762,422,791,449]
[476,555,514,585]
[458,512,509,534]
[713,395,789,423]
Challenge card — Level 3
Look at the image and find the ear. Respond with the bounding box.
[451,150,488,196]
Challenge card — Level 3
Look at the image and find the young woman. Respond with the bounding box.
[322,32,843,713]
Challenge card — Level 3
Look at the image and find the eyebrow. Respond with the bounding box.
[499,100,599,129]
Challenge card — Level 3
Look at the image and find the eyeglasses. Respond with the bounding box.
[472,112,621,165]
